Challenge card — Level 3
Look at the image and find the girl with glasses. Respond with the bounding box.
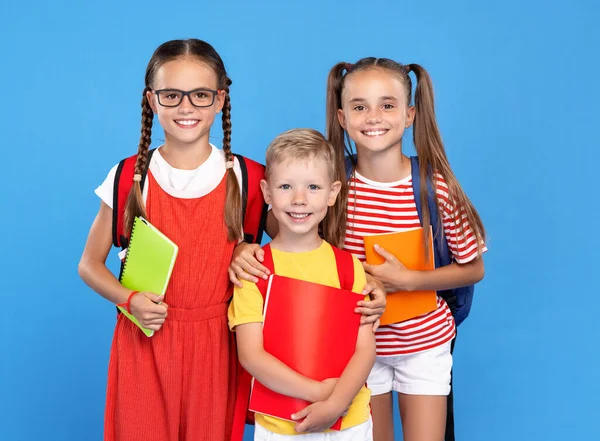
[78,39,266,441]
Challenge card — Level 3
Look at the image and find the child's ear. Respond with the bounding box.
[405,106,416,128]
[337,108,347,130]
[215,89,226,114]
[260,179,272,204]
[327,181,342,206]
[146,89,158,113]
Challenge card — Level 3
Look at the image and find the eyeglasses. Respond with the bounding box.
[153,88,219,108]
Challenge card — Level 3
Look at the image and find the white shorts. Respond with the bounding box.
[367,340,453,396]
[254,418,373,441]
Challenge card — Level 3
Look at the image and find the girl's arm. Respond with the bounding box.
[78,201,168,330]
[78,202,132,304]
[235,322,335,403]
[406,257,484,292]
[362,244,484,293]
[228,242,270,287]
[292,323,376,433]
[228,209,278,287]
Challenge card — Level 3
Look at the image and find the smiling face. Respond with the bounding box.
[261,156,341,243]
[337,68,415,156]
[146,57,225,148]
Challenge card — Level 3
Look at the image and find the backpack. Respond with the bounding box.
[230,243,356,441]
[112,149,268,250]
[345,155,474,326]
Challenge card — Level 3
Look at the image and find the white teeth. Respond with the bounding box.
[176,120,198,126]
[364,130,387,136]
[289,213,309,219]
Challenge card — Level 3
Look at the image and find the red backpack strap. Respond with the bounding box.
[231,365,253,441]
[330,245,355,291]
[230,243,274,441]
[255,243,273,298]
[112,149,155,249]
[235,154,268,245]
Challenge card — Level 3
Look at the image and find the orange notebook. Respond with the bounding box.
[363,227,437,325]
[249,274,363,430]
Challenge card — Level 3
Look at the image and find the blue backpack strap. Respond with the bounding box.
[344,154,356,180]
[410,157,451,262]
[410,156,476,325]
[410,157,456,309]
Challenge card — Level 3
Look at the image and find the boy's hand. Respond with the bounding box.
[129,292,168,331]
[357,279,386,331]
[362,244,416,292]
[315,378,338,401]
[292,399,345,433]
[228,242,270,287]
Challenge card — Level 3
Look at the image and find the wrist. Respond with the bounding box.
[117,291,139,314]
[325,394,348,413]
[309,381,327,402]
[404,270,421,291]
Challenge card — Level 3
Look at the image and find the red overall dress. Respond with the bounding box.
[105,171,237,441]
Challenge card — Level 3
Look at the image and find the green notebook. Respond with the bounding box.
[118,216,179,337]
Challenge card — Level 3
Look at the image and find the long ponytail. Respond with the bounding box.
[323,62,354,247]
[408,63,486,253]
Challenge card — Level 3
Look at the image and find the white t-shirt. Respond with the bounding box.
[95,144,243,208]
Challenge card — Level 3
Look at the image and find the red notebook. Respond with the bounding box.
[249,274,363,430]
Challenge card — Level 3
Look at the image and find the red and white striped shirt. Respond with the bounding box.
[344,171,486,356]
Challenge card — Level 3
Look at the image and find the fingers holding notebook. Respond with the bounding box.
[292,400,344,433]
[129,292,168,330]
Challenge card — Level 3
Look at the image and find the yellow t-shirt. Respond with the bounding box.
[228,240,371,435]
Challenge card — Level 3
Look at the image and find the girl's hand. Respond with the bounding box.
[228,242,270,287]
[356,279,386,331]
[292,399,345,433]
[128,292,168,331]
[362,244,416,292]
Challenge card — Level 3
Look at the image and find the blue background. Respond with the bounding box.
[1,0,598,440]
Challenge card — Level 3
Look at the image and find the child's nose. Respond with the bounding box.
[292,190,307,205]
[366,108,382,123]
[178,95,195,112]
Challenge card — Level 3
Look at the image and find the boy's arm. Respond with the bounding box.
[326,322,376,408]
[236,322,334,403]
[292,322,376,433]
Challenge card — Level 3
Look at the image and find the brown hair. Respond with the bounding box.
[123,39,242,242]
[326,58,486,256]
[265,128,345,247]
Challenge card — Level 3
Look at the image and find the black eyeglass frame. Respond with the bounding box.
[152,88,220,108]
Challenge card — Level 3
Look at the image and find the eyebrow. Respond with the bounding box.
[348,96,399,103]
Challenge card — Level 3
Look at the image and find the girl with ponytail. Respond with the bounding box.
[325,58,487,441]
[78,39,265,441]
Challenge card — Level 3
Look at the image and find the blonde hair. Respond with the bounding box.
[266,129,336,179]
[265,129,346,247]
